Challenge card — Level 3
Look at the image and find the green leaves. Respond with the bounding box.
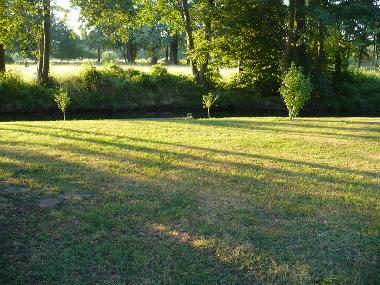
[280,63,312,119]
[202,92,219,118]
[54,88,71,120]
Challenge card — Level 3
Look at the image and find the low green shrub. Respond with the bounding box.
[60,65,204,112]
[150,64,168,76]
[0,65,378,116]
[101,51,118,64]
[280,63,312,119]
[0,72,54,112]
[202,92,219,118]
[54,88,71,121]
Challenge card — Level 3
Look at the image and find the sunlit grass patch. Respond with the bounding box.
[0,117,379,284]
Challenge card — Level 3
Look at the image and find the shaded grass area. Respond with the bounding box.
[0,117,379,284]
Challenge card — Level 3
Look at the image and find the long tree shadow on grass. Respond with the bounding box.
[170,119,380,141]
[0,145,313,284]
[10,118,380,139]
[0,126,378,283]
[1,125,378,185]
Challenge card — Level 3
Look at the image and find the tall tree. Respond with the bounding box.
[39,0,51,84]
[0,0,30,72]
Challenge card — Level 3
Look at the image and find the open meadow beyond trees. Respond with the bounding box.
[0,118,379,284]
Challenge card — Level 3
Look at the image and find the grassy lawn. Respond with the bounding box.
[0,117,379,284]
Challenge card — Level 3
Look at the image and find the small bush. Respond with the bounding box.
[202,92,219,118]
[101,51,118,64]
[280,63,312,119]
[54,88,71,121]
[80,63,102,91]
[150,65,168,76]
[105,63,125,77]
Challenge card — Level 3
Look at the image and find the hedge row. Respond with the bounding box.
[0,64,379,115]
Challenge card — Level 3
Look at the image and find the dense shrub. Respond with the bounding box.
[313,68,380,115]
[0,65,378,116]
[280,63,312,119]
[0,72,54,112]
[101,51,118,64]
[150,64,168,76]
[60,64,204,112]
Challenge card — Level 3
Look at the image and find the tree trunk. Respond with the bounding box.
[97,46,101,62]
[0,44,5,73]
[40,0,50,85]
[207,108,210,119]
[357,47,364,68]
[180,0,198,78]
[127,38,137,64]
[317,20,326,73]
[37,36,44,81]
[284,0,295,72]
[294,0,308,69]
[198,0,214,85]
[119,46,128,64]
[170,34,179,64]
[151,56,158,65]
[373,35,377,67]
[165,45,169,63]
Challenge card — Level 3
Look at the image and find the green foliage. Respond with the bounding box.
[0,72,54,112]
[51,18,89,60]
[150,64,168,76]
[320,68,380,115]
[4,53,14,64]
[280,63,313,119]
[60,65,204,112]
[101,51,118,64]
[202,92,219,118]
[54,88,71,120]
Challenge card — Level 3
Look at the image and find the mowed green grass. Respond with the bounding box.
[0,117,379,284]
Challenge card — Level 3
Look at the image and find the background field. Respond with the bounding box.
[7,63,238,81]
[0,117,379,284]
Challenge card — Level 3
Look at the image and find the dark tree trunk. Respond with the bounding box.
[170,34,179,64]
[37,36,44,81]
[180,0,198,78]
[284,0,309,72]
[373,35,377,66]
[97,46,101,62]
[357,46,364,68]
[317,20,326,73]
[126,38,137,64]
[118,46,128,64]
[284,0,295,72]
[198,0,214,85]
[165,45,169,63]
[334,49,342,78]
[151,55,158,65]
[0,44,5,73]
[294,0,308,69]
[40,0,50,85]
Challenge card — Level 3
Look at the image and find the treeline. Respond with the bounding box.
[0,0,380,115]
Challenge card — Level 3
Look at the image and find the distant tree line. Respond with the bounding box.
[0,0,379,94]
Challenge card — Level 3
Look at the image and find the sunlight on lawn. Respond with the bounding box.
[0,117,379,284]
